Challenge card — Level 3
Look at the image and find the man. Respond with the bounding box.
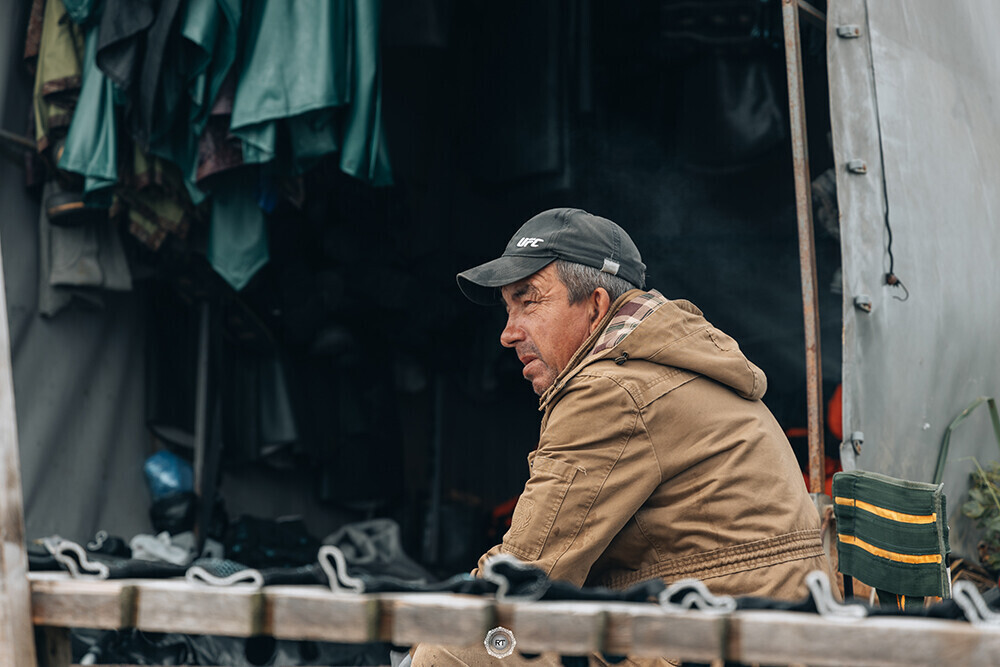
[414,208,831,666]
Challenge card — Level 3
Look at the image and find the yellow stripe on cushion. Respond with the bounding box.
[838,534,942,564]
[834,496,936,524]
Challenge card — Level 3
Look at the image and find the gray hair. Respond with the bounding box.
[554,260,639,304]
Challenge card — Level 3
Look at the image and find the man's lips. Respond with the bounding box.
[519,354,541,379]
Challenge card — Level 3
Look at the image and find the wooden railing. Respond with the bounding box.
[29,571,1000,667]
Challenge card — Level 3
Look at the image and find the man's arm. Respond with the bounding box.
[474,375,661,586]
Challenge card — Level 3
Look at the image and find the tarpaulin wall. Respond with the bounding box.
[0,0,151,543]
[830,0,1000,558]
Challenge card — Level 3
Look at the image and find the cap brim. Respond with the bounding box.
[456,255,556,305]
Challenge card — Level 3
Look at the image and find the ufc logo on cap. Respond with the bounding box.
[516,237,544,248]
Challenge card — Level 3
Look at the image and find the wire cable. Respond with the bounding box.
[863,0,909,301]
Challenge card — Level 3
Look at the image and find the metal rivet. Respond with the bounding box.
[853,295,872,312]
[837,25,862,38]
[847,160,868,174]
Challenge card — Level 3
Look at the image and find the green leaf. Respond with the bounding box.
[964,500,986,519]
[985,516,1000,536]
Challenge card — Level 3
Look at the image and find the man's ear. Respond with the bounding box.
[589,288,612,333]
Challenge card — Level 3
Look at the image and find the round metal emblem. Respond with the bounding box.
[484,626,516,658]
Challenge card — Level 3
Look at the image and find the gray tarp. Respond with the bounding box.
[830,0,1000,558]
[0,0,151,543]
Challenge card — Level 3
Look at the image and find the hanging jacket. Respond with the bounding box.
[474,289,832,600]
[229,0,392,182]
[182,0,242,136]
[30,0,85,152]
[58,17,118,202]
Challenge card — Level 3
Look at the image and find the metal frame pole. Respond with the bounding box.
[782,0,826,494]
[193,300,210,499]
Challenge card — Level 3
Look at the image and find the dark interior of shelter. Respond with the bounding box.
[4,0,841,657]
[369,0,840,575]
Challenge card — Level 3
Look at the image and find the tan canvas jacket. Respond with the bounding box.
[475,289,830,600]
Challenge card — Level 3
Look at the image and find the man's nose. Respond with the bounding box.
[500,315,522,348]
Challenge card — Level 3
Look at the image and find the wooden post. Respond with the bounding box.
[35,627,70,667]
[0,234,37,664]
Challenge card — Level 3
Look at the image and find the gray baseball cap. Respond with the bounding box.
[457,208,646,304]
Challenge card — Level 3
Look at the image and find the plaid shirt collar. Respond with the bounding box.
[590,289,668,356]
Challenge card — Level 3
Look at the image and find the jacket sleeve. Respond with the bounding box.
[474,374,661,587]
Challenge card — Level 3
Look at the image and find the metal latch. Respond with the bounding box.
[836,25,862,38]
[840,431,864,472]
[847,160,868,174]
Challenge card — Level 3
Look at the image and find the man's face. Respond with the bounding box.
[500,263,597,395]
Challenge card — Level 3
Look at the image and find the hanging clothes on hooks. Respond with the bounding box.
[30,0,395,294]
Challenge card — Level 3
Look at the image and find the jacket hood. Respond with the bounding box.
[540,289,767,409]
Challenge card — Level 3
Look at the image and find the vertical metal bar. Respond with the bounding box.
[782,0,825,494]
[193,301,210,500]
[422,374,445,565]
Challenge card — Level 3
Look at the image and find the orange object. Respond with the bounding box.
[827,383,843,442]
[802,456,841,497]
[787,385,843,496]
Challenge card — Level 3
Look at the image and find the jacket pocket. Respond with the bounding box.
[503,456,580,561]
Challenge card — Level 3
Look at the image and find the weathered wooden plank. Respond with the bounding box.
[30,574,129,629]
[629,609,727,662]
[0,235,35,666]
[132,579,264,637]
[265,585,378,643]
[730,610,1000,666]
[387,593,495,647]
[512,601,609,654]
[30,576,383,643]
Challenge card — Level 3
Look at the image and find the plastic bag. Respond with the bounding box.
[143,450,193,500]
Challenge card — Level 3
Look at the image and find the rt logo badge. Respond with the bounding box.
[484,626,516,659]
